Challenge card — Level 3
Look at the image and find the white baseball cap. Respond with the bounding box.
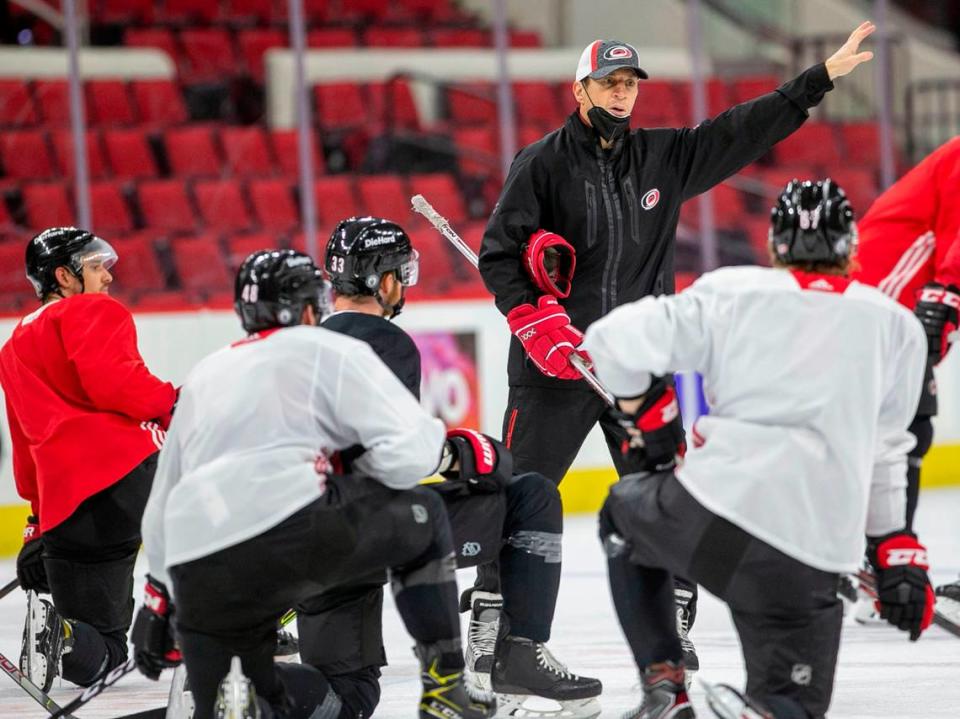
[576,39,648,82]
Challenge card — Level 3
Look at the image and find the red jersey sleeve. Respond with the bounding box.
[60,296,176,421]
[5,395,39,518]
[931,138,960,288]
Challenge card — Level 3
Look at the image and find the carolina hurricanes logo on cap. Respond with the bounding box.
[641,189,660,210]
[604,45,634,60]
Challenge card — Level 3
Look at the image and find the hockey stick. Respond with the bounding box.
[0,650,74,717]
[0,577,20,601]
[410,194,616,407]
[48,657,138,719]
[852,569,960,638]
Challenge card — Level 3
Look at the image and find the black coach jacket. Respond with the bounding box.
[478,63,834,389]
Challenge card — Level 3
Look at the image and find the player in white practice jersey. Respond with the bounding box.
[582,180,937,719]
[131,250,492,719]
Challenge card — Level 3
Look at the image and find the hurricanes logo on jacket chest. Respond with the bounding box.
[641,188,660,210]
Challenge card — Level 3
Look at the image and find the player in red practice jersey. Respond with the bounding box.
[0,227,177,692]
[852,137,960,610]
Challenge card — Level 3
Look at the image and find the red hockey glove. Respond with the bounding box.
[867,532,935,640]
[914,283,960,365]
[614,378,686,471]
[131,575,182,680]
[16,516,48,593]
[507,295,586,380]
[440,428,514,493]
[522,229,576,299]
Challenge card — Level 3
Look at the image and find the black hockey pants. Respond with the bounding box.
[42,453,157,686]
[600,471,842,719]
[171,476,460,719]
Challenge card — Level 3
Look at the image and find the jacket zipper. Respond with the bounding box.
[597,149,623,315]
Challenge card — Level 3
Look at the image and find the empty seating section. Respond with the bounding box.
[132,80,188,126]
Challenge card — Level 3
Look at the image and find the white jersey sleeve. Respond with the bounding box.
[326,341,445,488]
[865,312,926,537]
[141,418,182,589]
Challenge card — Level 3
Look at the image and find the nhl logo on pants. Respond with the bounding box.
[791,663,812,686]
[411,504,428,524]
[461,542,481,558]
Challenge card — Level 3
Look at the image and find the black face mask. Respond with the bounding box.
[582,83,630,144]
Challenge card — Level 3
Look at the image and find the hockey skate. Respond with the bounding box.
[417,643,495,719]
[464,591,502,692]
[19,591,71,693]
[699,678,773,719]
[491,636,602,718]
[674,587,699,682]
[621,661,693,719]
[935,577,960,627]
[852,563,885,626]
[214,656,261,719]
[166,662,196,719]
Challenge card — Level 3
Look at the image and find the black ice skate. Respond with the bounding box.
[215,656,261,719]
[417,643,495,719]
[492,635,602,718]
[19,592,71,693]
[935,577,960,627]
[674,586,699,681]
[622,661,693,719]
[700,679,773,719]
[464,591,502,692]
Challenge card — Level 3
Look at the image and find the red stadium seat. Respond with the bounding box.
[171,236,232,291]
[270,128,325,176]
[339,0,390,21]
[194,179,252,231]
[85,81,135,126]
[368,79,420,131]
[408,174,466,224]
[221,126,273,176]
[513,82,562,126]
[53,128,107,180]
[90,180,133,234]
[180,29,237,84]
[1,131,54,180]
[446,83,496,125]
[223,0,275,24]
[827,168,878,217]
[313,176,360,227]
[99,0,154,23]
[364,27,424,48]
[160,0,219,24]
[773,122,842,168]
[839,123,880,167]
[306,28,356,47]
[395,0,455,21]
[22,183,73,229]
[34,80,71,126]
[313,84,365,131]
[632,81,685,127]
[226,232,276,270]
[109,236,166,292]
[433,29,489,47]
[248,178,298,231]
[138,180,196,231]
[452,128,498,176]
[509,30,542,47]
[707,183,747,228]
[238,29,287,82]
[673,78,730,120]
[405,223,455,282]
[730,76,780,105]
[164,126,221,177]
[356,175,409,222]
[131,80,188,126]
[124,28,179,63]
[103,129,157,178]
[0,80,37,127]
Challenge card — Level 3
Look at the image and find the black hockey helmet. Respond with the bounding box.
[25,227,118,299]
[769,179,857,267]
[234,249,332,333]
[325,216,419,317]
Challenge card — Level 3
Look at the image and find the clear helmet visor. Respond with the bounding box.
[397,249,419,287]
[315,277,334,320]
[73,237,118,272]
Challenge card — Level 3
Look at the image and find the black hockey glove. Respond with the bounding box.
[867,532,935,640]
[439,428,514,493]
[613,377,686,472]
[914,282,959,365]
[16,516,49,593]
[131,575,182,679]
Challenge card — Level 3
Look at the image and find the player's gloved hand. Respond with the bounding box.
[153,386,181,431]
[522,229,576,299]
[914,282,960,365]
[507,295,586,380]
[16,516,48,593]
[439,428,514,493]
[131,575,182,680]
[613,377,686,471]
[867,532,935,640]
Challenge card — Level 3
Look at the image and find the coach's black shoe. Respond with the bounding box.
[20,593,70,693]
[622,661,694,719]
[417,643,495,719]
[214,656,261,719]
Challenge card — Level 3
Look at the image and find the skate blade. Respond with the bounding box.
[466,668,492,692]
[935,595,960,626]
[493,694,600,719]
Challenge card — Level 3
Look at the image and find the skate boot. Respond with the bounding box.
[622,661,693,719]
[417,643,495,719]
[935,576,960,626]
[491,635,602,718]
[19,592,71,692]
[464,591,502,692]
[674,586,699,681]
[215,656,261,719]
[700,679,773,719]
